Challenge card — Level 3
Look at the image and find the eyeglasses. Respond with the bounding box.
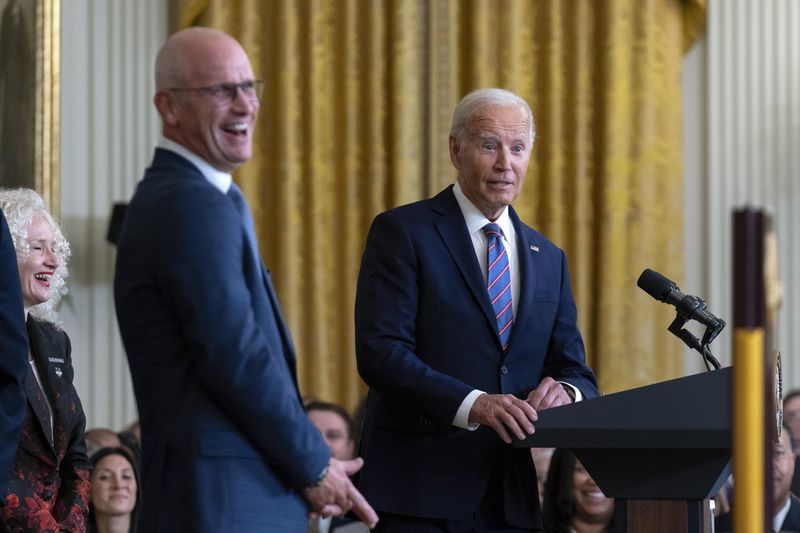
[169,80,265,106]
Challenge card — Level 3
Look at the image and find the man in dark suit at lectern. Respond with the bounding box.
[355,88,599,532]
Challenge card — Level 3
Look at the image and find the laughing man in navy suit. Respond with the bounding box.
[114,27,376,532]
[355,88,599,532]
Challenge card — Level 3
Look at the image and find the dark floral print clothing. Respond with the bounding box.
[0,317,90,532]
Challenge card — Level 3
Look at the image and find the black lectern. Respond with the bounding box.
[514,367,732,532]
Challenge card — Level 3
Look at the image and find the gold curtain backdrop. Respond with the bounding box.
[176,0,705,411]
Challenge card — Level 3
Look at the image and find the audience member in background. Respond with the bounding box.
[0,188,91,531]
[307,401,366,533]
[0,207,28,501]
[88,446,140,533]
[716,422,800,533]
[307,401,356,460]
[532,447,555,506]
[85,428,123,458]
[542,448,614,533]
[784,391,800,447]
[784,390,800,494]
[116,421,141,469]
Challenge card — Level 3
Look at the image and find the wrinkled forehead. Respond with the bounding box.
[466,105,532,140]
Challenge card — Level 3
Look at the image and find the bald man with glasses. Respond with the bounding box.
[114,27,376,532]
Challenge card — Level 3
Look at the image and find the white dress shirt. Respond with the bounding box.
[159,138,232,193]
[450,183,580,430]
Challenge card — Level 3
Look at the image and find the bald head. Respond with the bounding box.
[155,27,245,91]
[152,27,259,172]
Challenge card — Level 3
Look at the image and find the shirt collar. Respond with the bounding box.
[452,182,513,241]
[775,495,792,532]
[159,138,232,194]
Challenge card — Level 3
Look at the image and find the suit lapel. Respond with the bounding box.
[24,365,54,450]
[432,187,499,339]
[507,209,540,351]
[25,318,57,451]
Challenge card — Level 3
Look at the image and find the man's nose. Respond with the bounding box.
[495,147,511,169]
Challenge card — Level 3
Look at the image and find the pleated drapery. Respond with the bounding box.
[176,0,705,410]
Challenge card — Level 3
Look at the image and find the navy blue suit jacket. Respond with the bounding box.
[783,494,800,532]
[0,209,28,502]
[114,149,330,532]
[716,493,800,532]
[355,186,598,526]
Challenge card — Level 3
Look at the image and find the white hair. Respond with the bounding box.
[450,88,535,142]
[0,188,70,326]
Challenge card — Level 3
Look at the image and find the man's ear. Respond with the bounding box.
[154,90,179,126]
[449,135,461,170]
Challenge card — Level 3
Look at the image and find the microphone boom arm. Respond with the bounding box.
[667,314,722,370]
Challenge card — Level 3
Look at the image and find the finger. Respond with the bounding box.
[340,457,364,476]
[526,389,544,410]
[348,485,379,528]
[498,402,534,438]
[539,386,570,410]
[512,397,538,423]
[317,503,343,517]
[490,420,513,444]
[511,404,537,434]
[528,380,558,410]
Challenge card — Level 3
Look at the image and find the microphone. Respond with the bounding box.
[637,269,726,334]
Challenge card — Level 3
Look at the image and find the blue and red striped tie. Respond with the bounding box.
[483,223,513,350]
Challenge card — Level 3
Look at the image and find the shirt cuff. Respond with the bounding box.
[453,389,486,430]
[558,381,582,402]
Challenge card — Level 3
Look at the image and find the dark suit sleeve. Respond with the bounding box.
[540,249,599,400]
[0,209,28,501]
[355,212,473,429]
[51,332,91,530]
[156,188,328,489]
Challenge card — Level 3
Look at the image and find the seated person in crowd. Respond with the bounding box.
[542,448,615,533]
[716,421,800,533]
[784,391,800,449]
[117,420,141,468]
[307,401,356,460]
[307,401,365,533]
[784,390,800,494]
[85,427,122,458]
[88,446,140,533]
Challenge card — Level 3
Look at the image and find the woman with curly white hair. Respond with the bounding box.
[0,188,90,532]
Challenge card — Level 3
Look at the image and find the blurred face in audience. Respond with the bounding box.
[773,429,795,512]
[91,453,137,517]
[572,459,614,528]
[308,409,355,460]
[784,396,800,450]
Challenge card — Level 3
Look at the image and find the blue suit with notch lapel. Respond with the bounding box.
[114,148,330,532]
[355,185,598,528]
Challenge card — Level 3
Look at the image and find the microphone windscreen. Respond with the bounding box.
[637,268,675,302]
